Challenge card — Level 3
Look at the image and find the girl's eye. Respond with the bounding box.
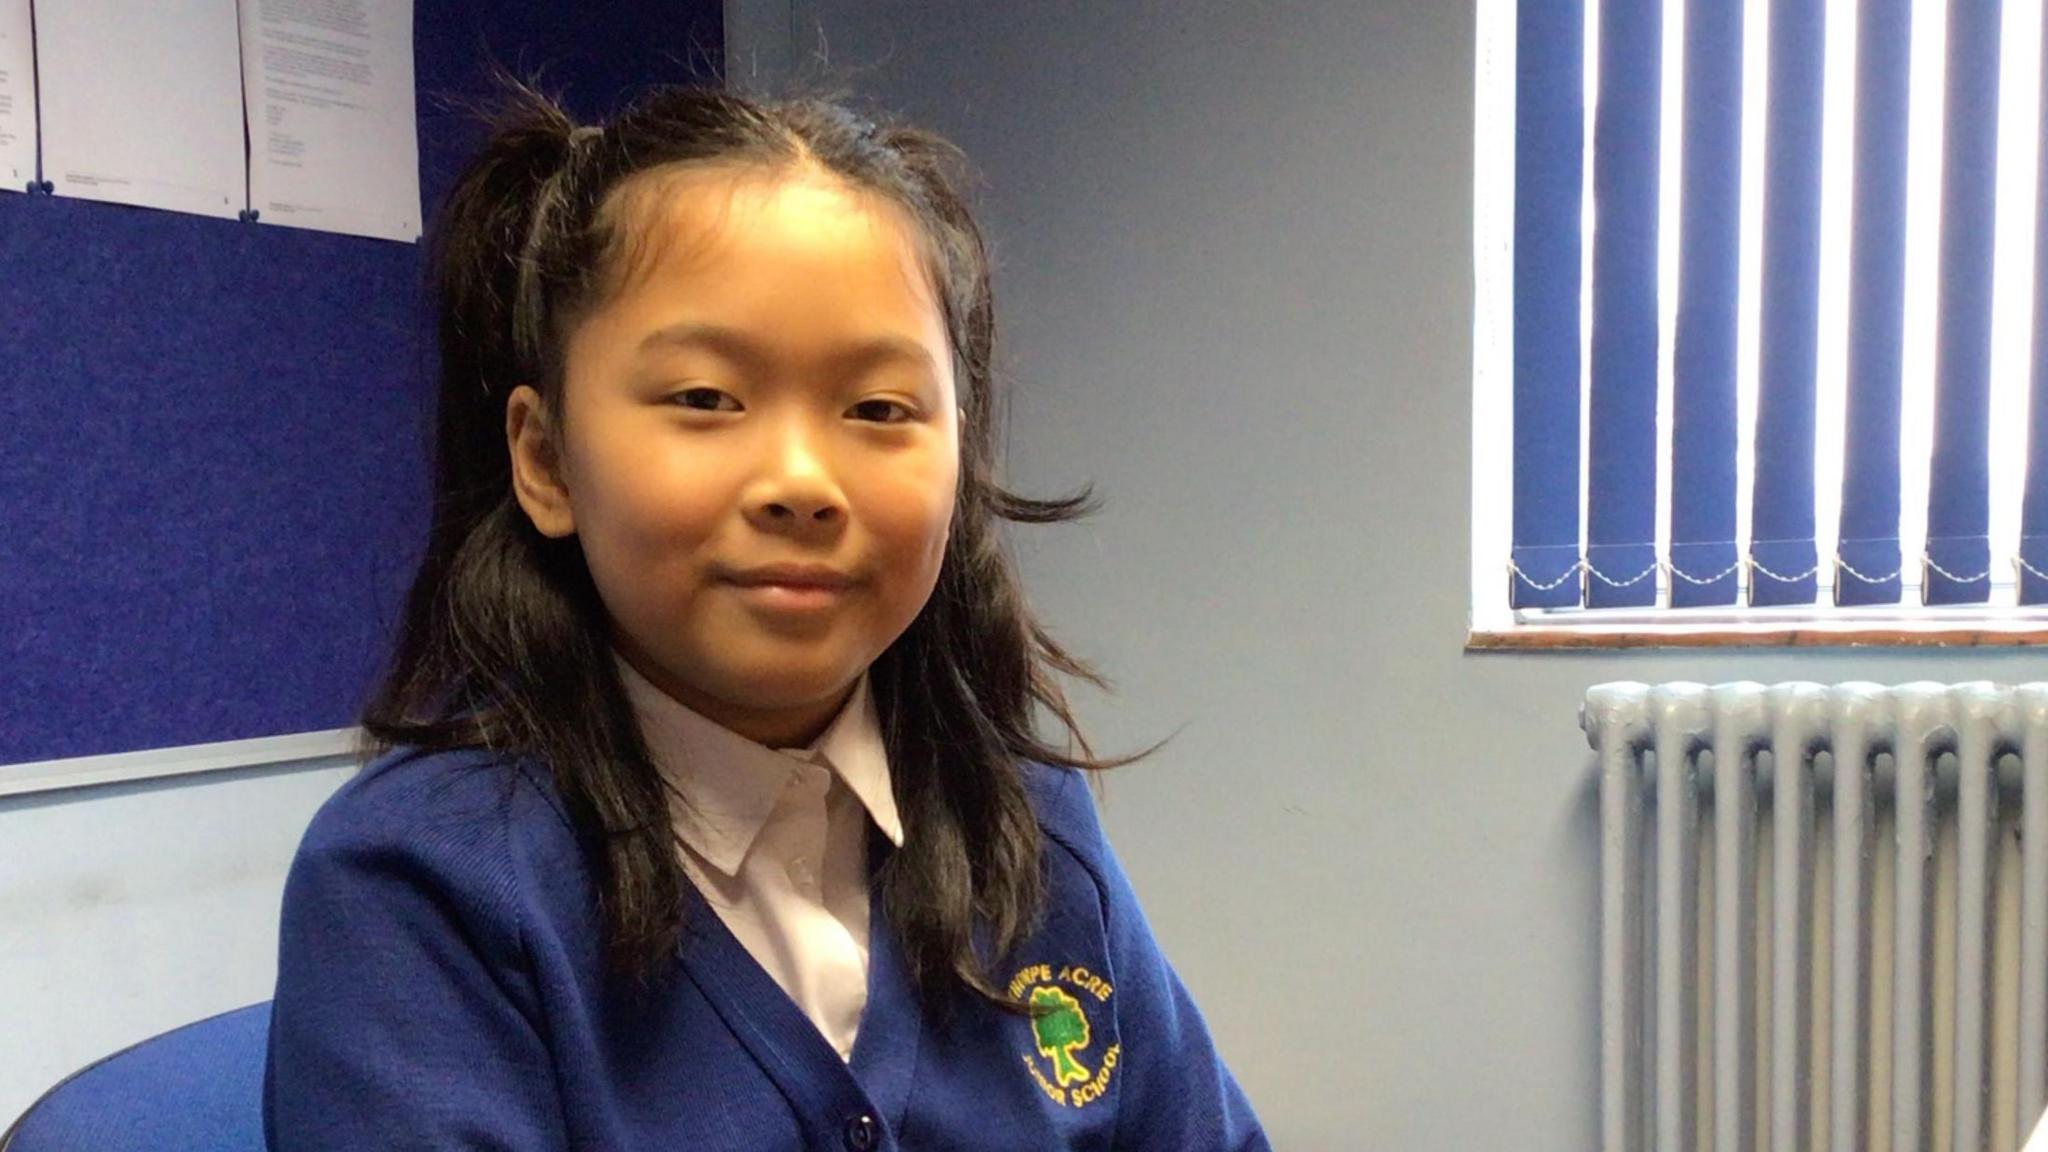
[850,398,916,423]
[673,387,740,412]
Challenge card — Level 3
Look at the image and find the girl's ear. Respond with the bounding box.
[506,385,578,538]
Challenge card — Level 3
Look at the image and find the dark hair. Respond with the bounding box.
[361,75,1159,1012]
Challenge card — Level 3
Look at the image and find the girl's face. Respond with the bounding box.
[506,167,961,748]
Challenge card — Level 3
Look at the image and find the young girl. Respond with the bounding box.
[262,78,1268,1151]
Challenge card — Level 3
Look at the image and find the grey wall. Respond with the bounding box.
[0,759,354,1122]
[728,2,2048,1147]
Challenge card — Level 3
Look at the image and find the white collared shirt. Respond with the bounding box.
[615,656,904,1061]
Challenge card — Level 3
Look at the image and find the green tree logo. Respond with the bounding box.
[1029,985,1093,1087]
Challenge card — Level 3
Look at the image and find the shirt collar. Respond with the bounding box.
[614,655,903,877]
[782,669,905,851]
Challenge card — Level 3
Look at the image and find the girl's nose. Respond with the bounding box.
[744,426,846,531]
[756,493,841,526]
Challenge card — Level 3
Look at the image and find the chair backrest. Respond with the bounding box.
[1,1002,271,1152]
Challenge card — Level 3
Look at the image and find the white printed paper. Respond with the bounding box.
[2027,1103,2048,1151]
[0,0,33,189]
[36,0,244,219]
[242,0,419,243]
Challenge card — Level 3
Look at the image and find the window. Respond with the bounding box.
[1471,0,2048,646]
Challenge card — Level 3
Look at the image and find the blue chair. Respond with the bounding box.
[1,1002,270,1151]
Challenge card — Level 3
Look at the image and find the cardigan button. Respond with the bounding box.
[842,1113,879,1150]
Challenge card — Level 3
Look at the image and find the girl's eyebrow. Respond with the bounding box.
[637,321,937,377]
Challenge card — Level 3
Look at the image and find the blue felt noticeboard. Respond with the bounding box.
[1,1,722,767]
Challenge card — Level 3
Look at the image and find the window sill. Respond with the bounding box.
[1467,608,2048,650]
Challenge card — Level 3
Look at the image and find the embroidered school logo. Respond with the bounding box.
[1030,986,1092,1086]
[1009,962,1119,1109]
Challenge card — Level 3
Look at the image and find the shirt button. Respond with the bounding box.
[842,1113,879,1151]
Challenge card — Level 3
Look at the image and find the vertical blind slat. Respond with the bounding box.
[1669,0,1746,607]
[1836,0,1914,606]
[1749,0,1828,606]
[1510,0,1587,609]
[1586,0,1663,608]
[1925,0,2003,604]
[2019,1,2048,604]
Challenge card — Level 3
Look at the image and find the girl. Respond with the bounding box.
[263,78,1269,1151]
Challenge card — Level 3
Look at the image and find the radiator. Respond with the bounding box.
[1586,682,2048,1152]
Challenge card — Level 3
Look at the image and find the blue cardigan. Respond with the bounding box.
[262,746,1269,1150]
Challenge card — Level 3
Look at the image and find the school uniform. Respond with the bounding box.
[612,659,905,1065]
[261,675,1270,1151]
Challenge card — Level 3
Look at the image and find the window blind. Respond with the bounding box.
[1505,0,2048,612]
